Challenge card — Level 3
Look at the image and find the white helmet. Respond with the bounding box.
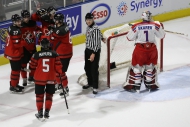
[141,11,152,21]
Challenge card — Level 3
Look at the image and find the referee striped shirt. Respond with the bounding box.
[86,23,103,53]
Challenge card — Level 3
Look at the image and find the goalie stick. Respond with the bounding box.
[164,30,188,36]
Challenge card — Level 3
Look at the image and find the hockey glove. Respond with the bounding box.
[36,32,42,39]
[48,25,54,31]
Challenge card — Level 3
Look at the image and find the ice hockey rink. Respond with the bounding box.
[1,16,190,127]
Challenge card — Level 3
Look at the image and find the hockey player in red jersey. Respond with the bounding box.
[123,11,165,93]
[29,38,68,121]
[49,13,72,97]
[4,14,24,93]
[31,7,55,44]
[20,10,40,86]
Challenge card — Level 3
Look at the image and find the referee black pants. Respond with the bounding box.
[84,49,100,89]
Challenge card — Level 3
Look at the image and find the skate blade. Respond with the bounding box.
[43,118,49,122]
[27,81,35,85]
[36,118,45,122]
[10,91,23,94]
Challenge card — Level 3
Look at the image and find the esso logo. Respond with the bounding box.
[90,3,111,26]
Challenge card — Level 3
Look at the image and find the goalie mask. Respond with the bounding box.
[141,11,152,21]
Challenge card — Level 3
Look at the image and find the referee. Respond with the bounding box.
[82,13,106,94]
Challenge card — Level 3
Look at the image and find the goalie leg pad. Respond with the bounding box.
[123,66,142,91]
[143,64,159,90]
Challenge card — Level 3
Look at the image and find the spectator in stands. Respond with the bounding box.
[0,2,6,21]
[72,0,82,4]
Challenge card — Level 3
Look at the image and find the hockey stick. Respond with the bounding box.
[59,74,70,114]
[21,68,31,72]
[164,30,188,36]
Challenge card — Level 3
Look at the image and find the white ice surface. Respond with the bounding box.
[1,17,190,127]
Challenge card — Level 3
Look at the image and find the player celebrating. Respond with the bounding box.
[31,8,55,44]
[50,13,72,97]
[20,10,39,86]
[47,6,57,20]
[4,14,24,93]
[29,38,67,121]
[123,11,165,92]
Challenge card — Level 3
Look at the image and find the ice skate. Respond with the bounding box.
[22,78,27,86]
[28,76,34,84]
[10,86,23,94]
[35,110,44,122]
[43,110,50,121]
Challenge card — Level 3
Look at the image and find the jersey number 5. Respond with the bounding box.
[43,59,49,72]
[144,31,149,41]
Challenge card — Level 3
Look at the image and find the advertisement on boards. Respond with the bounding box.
[58,6,82,36]
[81,0,190,33]
[0,22,12,55]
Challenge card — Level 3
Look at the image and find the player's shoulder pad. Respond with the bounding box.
[57,23,70,35]
[8,25,21,35]
[51,50,59,57]
[131,22,142,29]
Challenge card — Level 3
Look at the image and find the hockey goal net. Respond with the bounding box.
[78,22,163,88]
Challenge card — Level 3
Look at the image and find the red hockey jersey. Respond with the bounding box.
[50,23,73,58]
[4,25,23,61]
[31,13,54,43]
[20,20,39,52]
[29,50,63,85]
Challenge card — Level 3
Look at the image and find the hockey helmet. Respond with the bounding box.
[36,8,47,17]
[40,38,51,49]
[21,10,30,18]
[11,14,22,22]
[141,11,152,21]
[54,13,64,23]
[47,6,57,15]
[85,13,94,20]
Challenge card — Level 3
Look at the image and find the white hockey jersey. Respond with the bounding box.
[126,21,165,44]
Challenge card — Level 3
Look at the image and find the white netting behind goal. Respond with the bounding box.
[78,22,162,87]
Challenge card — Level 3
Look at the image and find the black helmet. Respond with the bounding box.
[36,8,47,17]
[40,38,50,49]
[21,10,30,18]
[11,14,22,22]
[85,13,94,20]
[54,13,64,23]
[47,6,57,14]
